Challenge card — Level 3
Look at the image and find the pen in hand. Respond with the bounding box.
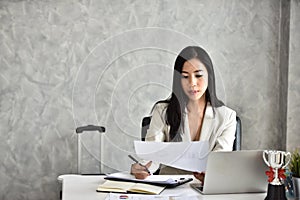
[128,155,151,175]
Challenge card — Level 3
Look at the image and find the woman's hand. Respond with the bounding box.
[130,161,152,179]
[193,172,205,184]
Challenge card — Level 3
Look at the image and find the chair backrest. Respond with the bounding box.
[233,116,242,151]
[141,116,242,151]
[141,116,152,141]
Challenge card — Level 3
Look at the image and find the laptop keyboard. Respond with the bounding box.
[190,183,204,192]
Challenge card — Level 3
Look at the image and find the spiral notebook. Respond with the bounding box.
[97,180,165,194]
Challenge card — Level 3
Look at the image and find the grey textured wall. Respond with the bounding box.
[0,0,299,199]
[287,0,300,151]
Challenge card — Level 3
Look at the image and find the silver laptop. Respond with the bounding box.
[190,150,268,194]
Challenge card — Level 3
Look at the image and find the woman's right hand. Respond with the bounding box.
[130,161,152,179]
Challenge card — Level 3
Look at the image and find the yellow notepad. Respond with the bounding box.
[97,180,165,194]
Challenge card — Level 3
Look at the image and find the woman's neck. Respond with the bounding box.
[187,96,207,114]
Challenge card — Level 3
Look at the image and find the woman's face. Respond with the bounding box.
[181,58,208,102]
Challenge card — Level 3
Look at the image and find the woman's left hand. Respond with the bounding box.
[193,172,205,184]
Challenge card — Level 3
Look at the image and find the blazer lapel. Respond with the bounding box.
[199,103,215,141]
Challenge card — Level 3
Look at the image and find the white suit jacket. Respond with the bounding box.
[145,102,237,152]
[143,102,236,174]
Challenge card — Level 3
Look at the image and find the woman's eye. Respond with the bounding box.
[195,74,203,78]
[181,75,188,79]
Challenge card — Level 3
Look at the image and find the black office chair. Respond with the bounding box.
[141,116,242,151]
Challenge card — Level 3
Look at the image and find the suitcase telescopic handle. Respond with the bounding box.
[76,125,105,134]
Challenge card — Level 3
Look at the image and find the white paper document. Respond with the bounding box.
[105,193,200,200]
[134,141,209,172]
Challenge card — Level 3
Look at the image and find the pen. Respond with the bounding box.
[128,155,151,175]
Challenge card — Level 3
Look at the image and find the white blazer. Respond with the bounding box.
[145,102,237,152]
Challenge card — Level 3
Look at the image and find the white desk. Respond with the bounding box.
[58,174,272,200]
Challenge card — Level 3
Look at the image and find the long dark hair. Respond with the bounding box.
[156,46,224,141]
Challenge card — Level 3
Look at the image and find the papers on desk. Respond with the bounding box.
[134,141,209,172]
[105,194,167,200]
[105,193,202,200]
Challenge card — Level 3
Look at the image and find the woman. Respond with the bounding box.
[131,46,236,182]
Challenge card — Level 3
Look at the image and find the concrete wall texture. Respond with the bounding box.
[0,0,299,199]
